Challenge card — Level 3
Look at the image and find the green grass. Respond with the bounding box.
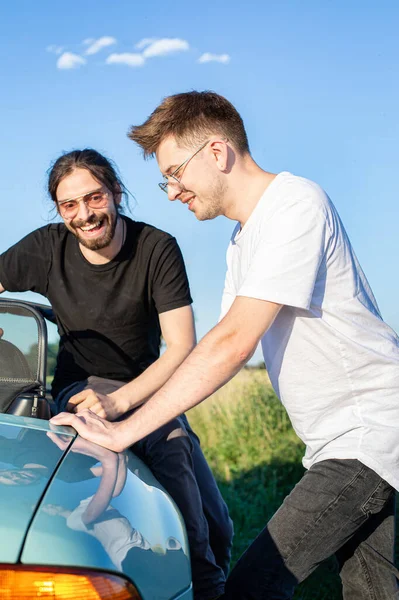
[188,370,397,600]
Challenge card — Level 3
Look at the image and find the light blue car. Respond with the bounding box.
[0,298,193,600]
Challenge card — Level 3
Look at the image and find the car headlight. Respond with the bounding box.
[0,565,141,599]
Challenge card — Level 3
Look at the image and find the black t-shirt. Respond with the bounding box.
[0,217,192,397]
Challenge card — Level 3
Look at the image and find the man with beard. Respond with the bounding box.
[0,148,233,600]
[51,92,399,600]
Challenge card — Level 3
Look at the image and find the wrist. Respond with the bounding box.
[109,389,132,414]
[114,420,137,451]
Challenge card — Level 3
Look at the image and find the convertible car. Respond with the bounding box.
[0,298,193,600]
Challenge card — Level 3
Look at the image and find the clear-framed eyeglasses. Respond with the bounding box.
[158,140,210,194]
[57,189,111,219]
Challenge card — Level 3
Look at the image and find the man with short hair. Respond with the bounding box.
[0,147,233,600]
[51,92,399,599]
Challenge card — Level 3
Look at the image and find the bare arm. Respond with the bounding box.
[51,296,282,450]
[111,304,196,407]
[67,305,196,419]
[47,432,120,524]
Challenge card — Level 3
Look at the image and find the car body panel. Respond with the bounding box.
[172,589,194,600]
[20,427,192,600]
[0,414,75,563]
[0,412,75,436]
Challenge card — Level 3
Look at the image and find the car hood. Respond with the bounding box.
[0,413,75,563]
[0,414,192,599]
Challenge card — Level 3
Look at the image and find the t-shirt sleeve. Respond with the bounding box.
[151,236,193,314]
[238,198,329,310]
[0,227,51,296]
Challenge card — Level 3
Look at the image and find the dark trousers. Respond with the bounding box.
[222,459,398,600]
[56,377,233,600]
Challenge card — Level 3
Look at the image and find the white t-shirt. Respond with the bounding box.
[67,496,151,570]
[220,172,399,490]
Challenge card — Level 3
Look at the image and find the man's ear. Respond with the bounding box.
[209,139,230,172]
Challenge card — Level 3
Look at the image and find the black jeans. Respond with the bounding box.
[56,377,233,600]
[222,459,398,600]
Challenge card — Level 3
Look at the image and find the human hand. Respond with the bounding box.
[67,388,129,421]
[0,328,4,338]
[49,409,128,453]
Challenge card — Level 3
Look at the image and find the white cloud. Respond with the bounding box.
[106,53,145,67]
[85,36,117,55]
[198,53,231,64]
[142,38,189,58]
[83,38,95,46]
[46,45,64,55]
[57,52,87,70]
[135,37,158,50]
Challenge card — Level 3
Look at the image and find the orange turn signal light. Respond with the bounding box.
[0,565,141,599]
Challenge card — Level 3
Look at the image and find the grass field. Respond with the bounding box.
[188,369,398,600]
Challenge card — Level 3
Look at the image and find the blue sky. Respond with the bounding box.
[1,0,398,360]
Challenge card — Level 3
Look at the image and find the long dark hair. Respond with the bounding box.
[48,149,129,213]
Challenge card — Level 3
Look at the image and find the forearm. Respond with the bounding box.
[116,325,253,449]
[110,342,195,411]
[82,456,119,524]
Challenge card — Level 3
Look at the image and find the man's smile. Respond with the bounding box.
[181,195,196,210]
[73,216,107,237]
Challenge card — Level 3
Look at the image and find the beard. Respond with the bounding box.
[67,211,119,251]
[195,177,227,221]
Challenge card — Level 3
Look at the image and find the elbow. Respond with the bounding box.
[242,344,257,363]
[181,339,196,358]
[224,335,257,368]
[235,345,256,367]
[168,340,196,363]
[187,338,197,353]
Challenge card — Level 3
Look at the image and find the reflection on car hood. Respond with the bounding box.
[0,414,192,598]
[21,423,192,599]
[0,414,76,563]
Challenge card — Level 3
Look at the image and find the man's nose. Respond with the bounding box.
[167,183,182,202]
[76,199,92,219]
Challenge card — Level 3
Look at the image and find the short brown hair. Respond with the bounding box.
[128,91,250,158]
